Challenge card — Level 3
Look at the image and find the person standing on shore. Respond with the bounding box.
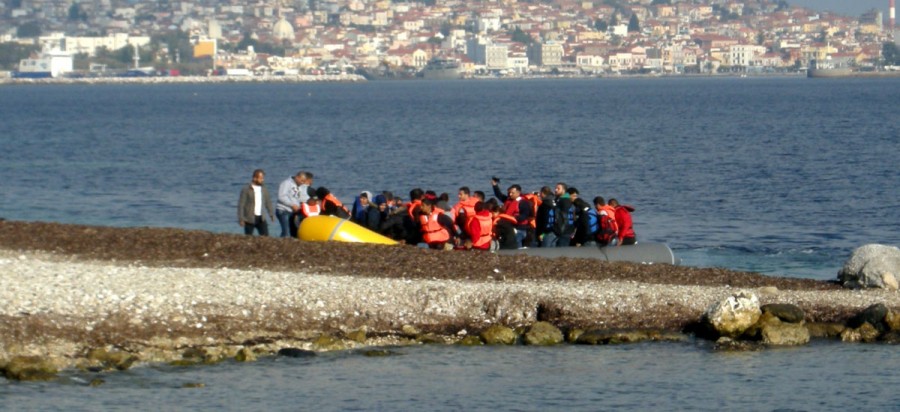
[275,171,307,238]
[238,169,274,236]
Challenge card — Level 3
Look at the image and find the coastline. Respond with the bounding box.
[0,71,807,86]
[1,220,897,378]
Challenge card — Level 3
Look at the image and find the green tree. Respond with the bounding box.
[883,42,900,65]
[16,21,42,38]
[0,42,40,70]
[510,27,534,45]
[627,14,640,33]
[594,19,608,32]
[68,3,88,21]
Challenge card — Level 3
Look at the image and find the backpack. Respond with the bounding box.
[552,202,576,236]
[595,211,618,245]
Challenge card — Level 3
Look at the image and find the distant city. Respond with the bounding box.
[1,0,898,79]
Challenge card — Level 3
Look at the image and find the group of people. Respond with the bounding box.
[238,170,637,251]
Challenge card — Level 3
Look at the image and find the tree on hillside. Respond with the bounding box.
[0,42,40,70]
[628,14,640,33]
[883,42,900,65]
[511,27,535,45]
[16,21,42,38]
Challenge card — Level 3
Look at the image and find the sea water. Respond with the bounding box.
[1,78,899,407]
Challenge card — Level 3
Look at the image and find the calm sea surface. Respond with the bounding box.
[1,78,898,407]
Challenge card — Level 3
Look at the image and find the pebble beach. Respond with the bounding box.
[1,220,898,375]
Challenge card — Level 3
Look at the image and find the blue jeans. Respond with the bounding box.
[276,209,293,238]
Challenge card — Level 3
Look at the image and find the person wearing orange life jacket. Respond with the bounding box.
[403,188,425,245]
[465,201,497,251]
[451,186,479,238]
[301,196,322,218]
[418,197,453,249]
[608,198,636,245]
[315,187,350,219]
[491,177,534,248]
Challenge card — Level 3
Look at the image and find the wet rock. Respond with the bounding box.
[89,378,105,387]
[313,334,348,351]
[566,328,585,343]
[806,322,845,339]
[362,349,397,357]
[346,329,367,343]
[760,320,810,346]
[182,382,205,388]
[841,322,880,343]
[760,303,805,323]
[401,325,419,336]
[416,333,446,344]
[847,303,889,333]
[456,335,484,346]
[838,244,900,290]
[87,348,139,371]
[575,329,685,345]
[234,348,257,362]
[703,291,761,338]
[480,325,518,345]
[713,337,763,352]
[886,311,900,331]
[277,348,316,358]
[880,330,900,344]
[2,356,59,381]
[523,322,564,346]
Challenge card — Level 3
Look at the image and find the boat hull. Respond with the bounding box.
[498,243,678,265]
[298,215,398,245]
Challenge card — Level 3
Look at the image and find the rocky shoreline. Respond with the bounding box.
[1,220,898,381]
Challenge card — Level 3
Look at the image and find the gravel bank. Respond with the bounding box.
[0,221,898,371]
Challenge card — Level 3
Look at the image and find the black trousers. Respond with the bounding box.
[244,216,269,236]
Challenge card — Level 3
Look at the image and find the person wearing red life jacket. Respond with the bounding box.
[593,196,619,247]
[315,187,350,219]
[465,201,496,251]
[418,197,452,249]
[490,177,534,248]
[608,198,636,245]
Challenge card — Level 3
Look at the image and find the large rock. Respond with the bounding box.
[760,319,810,346]
[1,356,58,381]
[522,322,564,346]
[480,325,518,345]
[838,244,900,290]
[575,329,687,345]
[760,303,805,323]
[703,291,761,338]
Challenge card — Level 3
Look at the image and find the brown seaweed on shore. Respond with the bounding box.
[0,220,838,290]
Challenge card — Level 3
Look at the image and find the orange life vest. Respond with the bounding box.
[302,203,321,217]
[521,193,541,228]
[472,213,494,249]
[419,210,450,244]
[324,193,349,214]
[451,198,478,222]
[406,199,423,220]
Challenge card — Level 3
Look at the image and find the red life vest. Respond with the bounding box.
[324,193,349,215]
[614,205,636,242]
[419,210,449,244]
[302,203,321,217]
[451,197,478,222]
[406,199,423,220]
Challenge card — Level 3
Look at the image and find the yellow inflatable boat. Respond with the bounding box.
[298,215,398,245]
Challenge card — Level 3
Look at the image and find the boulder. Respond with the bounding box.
[523,322,564,346]
[760,321,810,346]
[806,322,845,339]
[703,291,761,338]
[313,334,348,351]
[760,303,805,323]
[345,329,367,343]
[847,303,889,333]
[838,244,900,290]
[480,325,518,345]
[886,310,900,331]
[2,356,58,381]
[841,322,880,343]
[456,335,484,346]
[234,348,257,362]
[713,337,763,352]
